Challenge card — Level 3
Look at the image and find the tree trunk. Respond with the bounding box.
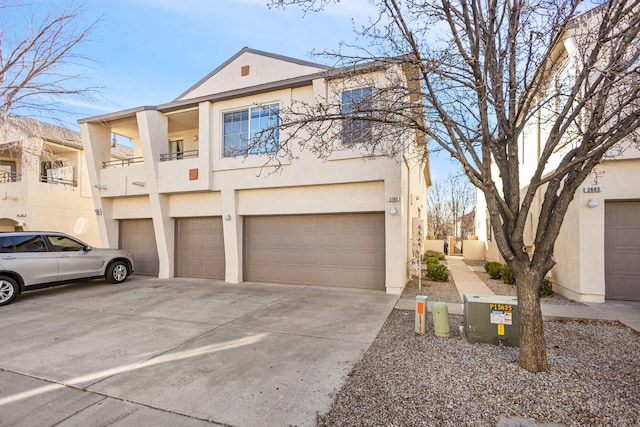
[515,271,550,372]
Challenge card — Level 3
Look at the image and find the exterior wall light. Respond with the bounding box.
[131,181,145,186]
[94,185,107,190]
[389,206,398,215]
[224,214,231,220]
[587,198,599,208]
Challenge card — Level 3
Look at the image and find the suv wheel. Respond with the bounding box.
[106,261,129,284]
[0,275,18,306]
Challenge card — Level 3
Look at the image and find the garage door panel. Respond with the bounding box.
[605,201,640,301]
[613,253,640,274]
[609,277,639,300]
[176,217,225,280]
[120,219,159,276]
[245,214,385,290]
[610,229,639,248]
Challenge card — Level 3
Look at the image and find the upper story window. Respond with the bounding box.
[554,60,572,114]
[341,87,373,145]
[223,103,280,157]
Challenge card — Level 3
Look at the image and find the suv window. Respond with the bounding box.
[13,235,48,252]
[46,235,85,252]
[0,236,16,253]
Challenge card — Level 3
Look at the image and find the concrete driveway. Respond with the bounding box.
[0,276,398,426]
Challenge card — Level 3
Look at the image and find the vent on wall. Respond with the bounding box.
[241,65,250,76]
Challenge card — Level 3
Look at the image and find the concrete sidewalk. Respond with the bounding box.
[396,256,640,333]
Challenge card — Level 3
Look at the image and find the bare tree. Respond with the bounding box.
[271,0,640,372]
[428,174,475,242]
[427,181,450,239]
[0,0,97,125]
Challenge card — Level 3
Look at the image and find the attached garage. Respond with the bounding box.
[120,219,159,276]
[175,217,225,279]
[605,201,640,301]
[245,213,385,290]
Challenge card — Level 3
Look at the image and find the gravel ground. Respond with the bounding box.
[317,260,640,426]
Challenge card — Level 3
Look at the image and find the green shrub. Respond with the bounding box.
[540,279,554,297]
[426,263,449,282]
[484,262,503,279]
[425,251,445,261]
[425,253,441,265]
[500,264,516,285]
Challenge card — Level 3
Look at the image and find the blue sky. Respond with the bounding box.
[75,0,374,116]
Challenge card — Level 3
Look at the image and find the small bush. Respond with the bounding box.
[426,263,449,281]
[540,279,554,297]
[425,253,441,265]
[500,264,516,285]
[425,250,445,261]
[484,262,503,279]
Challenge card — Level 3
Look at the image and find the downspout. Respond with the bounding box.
[403,154,412,278]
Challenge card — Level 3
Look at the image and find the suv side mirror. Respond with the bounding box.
[84,246,93,252]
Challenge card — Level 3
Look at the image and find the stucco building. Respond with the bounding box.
[0,115,129,245]
[79,48,430,294]
[475,8,640,302]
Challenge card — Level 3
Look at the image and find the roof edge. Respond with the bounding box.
[173,47,332,101]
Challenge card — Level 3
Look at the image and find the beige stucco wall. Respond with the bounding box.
[463,240,485,261]
[0,135,100,245]
[477,156,640,302]
[178,50,327,101]
[552,157,640,302]
[424,240,445,254]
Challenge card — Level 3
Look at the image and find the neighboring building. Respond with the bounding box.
[475,9,640,302]
[79,48,430,294]
[0,115,131,245]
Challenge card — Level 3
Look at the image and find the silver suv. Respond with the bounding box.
[0,232,134,306]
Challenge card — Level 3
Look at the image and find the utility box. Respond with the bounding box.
[463,294,519,347]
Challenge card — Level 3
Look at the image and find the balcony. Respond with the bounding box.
[102,156,144,168]
[40,175,77,187]
[0,172,21,183]
[160,149,199,162]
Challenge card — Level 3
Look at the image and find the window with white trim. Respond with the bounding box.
[223,103,280,157]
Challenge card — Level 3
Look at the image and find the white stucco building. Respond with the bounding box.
[79,48,430,294]
[475,9,640,302]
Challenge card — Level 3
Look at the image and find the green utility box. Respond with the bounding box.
[463,294,519,347]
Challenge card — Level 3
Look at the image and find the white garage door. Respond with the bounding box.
[176,217,225,279]
[245,213,385,290]
[120,219,159,276]
[605,201,640,301]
